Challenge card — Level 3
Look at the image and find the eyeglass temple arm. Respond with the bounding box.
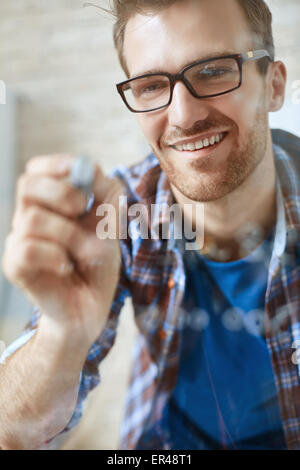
[241,49,272,63]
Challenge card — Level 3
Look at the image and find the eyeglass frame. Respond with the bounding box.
[116,49,272,113]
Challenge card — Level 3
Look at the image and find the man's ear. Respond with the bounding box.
[267,61,287,112]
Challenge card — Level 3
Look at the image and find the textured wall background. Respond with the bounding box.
[0,0,299,450]
[0,0,151,176]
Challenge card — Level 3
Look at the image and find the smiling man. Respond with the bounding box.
[1,0,300,451]
[119,0,283,260]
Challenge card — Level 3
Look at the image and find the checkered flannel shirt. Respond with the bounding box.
[1,129,300,450]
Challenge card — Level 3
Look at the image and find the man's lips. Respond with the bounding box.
[166,129,230,148]
[167,131,229,157]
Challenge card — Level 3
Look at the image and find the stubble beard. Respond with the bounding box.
[153,102,269,203]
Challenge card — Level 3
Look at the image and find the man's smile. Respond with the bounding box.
[167,131,230,159]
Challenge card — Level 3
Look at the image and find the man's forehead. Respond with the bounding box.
[123,0,253,77]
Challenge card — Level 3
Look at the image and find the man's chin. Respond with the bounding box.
[160,149,257,203]
[170,175,240,202]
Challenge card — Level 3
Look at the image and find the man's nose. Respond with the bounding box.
[167,81,210,129]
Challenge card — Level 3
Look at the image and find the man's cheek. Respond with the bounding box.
[225,98,254,135]
[138,119,160,148]
[232,86,264,118]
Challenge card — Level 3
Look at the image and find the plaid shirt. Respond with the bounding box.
[1,128,300,450]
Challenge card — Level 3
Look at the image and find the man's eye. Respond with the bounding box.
[198,67,229,77]
[199,68,229,77]
[139,82,168,95]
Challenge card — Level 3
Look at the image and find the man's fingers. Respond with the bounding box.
[90,164,123,204]
[13,206,86,259]
[2,233,74,285]
[16,174,87,218]
[24,154,121,210]
[25,154,74,177]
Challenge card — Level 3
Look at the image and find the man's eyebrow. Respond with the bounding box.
[130,50,239,78]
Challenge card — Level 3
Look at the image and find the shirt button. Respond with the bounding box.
[168,278,175,289]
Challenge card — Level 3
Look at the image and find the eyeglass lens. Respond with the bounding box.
[121,57,240,112]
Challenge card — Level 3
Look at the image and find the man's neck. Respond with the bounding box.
[171,136,277,262]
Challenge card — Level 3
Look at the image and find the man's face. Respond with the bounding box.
[123,0,270,202]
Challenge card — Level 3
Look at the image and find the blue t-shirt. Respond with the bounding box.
[161,230,287,450]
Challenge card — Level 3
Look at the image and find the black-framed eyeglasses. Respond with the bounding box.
[116,49,272,113]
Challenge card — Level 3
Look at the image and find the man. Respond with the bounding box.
[0,0,299,450]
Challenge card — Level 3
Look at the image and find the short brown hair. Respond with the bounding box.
[91,0,275,76]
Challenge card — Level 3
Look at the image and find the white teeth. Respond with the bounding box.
[187,143,195,151]
[195,141,204,149]
[174,132,225,151]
